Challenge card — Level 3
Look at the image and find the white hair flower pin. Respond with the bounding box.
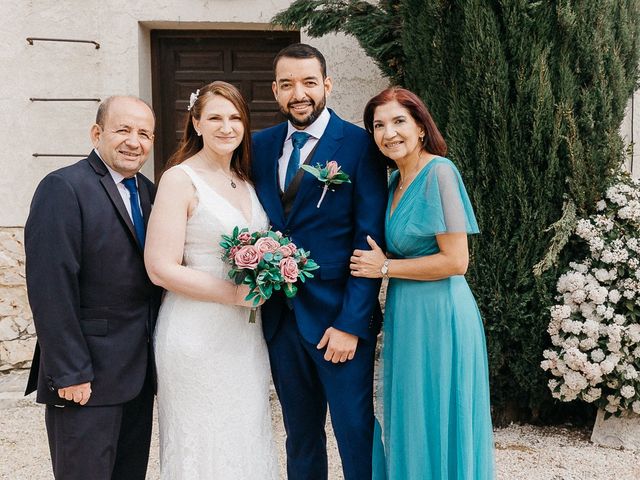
[187,89,200,111]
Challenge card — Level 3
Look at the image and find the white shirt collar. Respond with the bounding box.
[285,108,331,142]
[93,148,134,184]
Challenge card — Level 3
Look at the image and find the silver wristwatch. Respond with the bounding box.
[380,259,390,279]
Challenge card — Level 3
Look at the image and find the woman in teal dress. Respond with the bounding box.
[350,87,495,479]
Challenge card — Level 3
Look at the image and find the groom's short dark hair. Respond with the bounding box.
[273,43,327,78]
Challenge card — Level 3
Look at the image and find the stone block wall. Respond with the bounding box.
[0,228,34,371]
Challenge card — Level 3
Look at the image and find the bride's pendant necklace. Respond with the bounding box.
[197,152,237,188]
[219,171,237,189]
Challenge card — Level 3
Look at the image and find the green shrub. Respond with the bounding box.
[273,0,640,423]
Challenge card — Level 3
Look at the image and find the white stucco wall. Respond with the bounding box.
[1,0,638,227]
[0,0,387,227]
[621,91,639,176]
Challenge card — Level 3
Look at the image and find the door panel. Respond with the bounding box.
[151,30,300,178]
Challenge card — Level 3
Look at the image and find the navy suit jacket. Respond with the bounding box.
[24,151,161,406]
[252,110,388,344]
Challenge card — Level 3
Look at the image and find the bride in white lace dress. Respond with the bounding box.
[145,82,278,479]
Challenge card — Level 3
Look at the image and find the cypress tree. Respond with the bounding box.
[273,0,640,422]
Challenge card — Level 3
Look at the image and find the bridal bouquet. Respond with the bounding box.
[541,169,640,416]
[220,227,319,322]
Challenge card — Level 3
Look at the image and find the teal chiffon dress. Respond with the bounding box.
[373,157,495,479]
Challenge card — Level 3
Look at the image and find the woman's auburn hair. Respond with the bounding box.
[363,87,447,168]
[164,81,252,182]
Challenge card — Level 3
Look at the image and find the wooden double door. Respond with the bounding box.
[151,30,299,177]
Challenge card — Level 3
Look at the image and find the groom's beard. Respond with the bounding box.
[282,96,326,128]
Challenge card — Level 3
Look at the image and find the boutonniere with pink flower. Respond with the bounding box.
[220,227,319,322]
[301,160,351,208]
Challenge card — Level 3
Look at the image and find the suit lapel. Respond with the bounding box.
[261,125,287,227]
[87,152,140,251]
[286,113,344,223]
[138,179,153,229]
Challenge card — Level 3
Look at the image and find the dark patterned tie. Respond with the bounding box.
[284,131,311,190]
[122,177,146,248]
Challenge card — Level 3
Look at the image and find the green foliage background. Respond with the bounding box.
[273,0,640,422]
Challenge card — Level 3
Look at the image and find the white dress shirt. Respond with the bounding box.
[278,108,331,191]
[94,148,141,221]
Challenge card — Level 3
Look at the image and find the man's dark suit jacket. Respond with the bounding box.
[252,110,388,344]
[24,151,161,406]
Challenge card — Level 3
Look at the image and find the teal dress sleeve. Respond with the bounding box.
[410,158,479,236]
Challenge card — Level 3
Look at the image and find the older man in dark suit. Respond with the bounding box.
[24,96,161,480]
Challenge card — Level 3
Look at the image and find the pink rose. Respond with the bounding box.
[237,232,252,244]
[229,245,241,258]
[234,245,261,269]
[277,242,297,257]
[280,257,299,283]
[326,160,340,178]
[254,237,280,255]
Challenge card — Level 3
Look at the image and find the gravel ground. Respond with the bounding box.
[2,372,639,479]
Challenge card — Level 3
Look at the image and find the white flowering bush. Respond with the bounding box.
[541,170,640,416]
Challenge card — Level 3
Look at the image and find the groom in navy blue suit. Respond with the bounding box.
[252,43,387,479]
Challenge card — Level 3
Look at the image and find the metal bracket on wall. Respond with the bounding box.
[32,154,86,158]
[26,37,100,49]
[29,98,101,102]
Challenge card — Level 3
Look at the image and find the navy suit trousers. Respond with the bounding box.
[268,310,376,480]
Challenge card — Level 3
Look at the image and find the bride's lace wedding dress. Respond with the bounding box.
[154,164,278,479]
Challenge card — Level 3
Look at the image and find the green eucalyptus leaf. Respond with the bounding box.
[284,283,297,298]
[301,165,321,179]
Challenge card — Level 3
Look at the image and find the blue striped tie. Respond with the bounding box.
[122,177,146,248]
